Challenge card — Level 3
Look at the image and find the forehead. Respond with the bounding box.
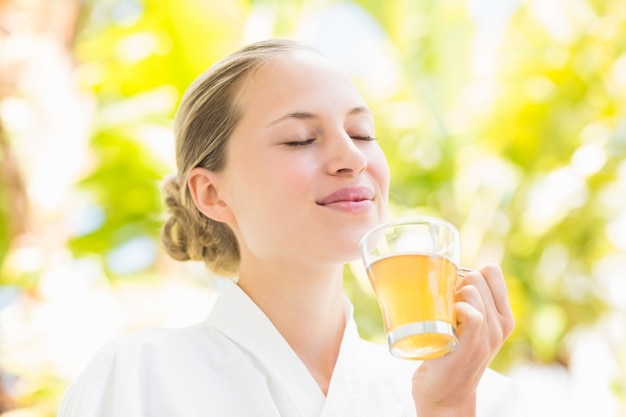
[249,49,350,87]
[235,50,366,117]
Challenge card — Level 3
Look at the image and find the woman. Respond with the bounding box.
[58,39,523,417]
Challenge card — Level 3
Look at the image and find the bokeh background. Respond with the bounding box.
[1,0,625,415]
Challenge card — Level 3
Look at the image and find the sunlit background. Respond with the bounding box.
[0,0,625,415]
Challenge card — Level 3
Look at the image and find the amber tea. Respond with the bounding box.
[366,253,458,359]
[360,217,462,360]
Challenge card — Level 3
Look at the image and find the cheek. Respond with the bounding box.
[229,160,315,258]
[369,148,390,192]
[251,158,315,212]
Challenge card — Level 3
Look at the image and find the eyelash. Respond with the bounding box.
[284,136,377,147]
[352,136,377,142]
[284,138,316,147]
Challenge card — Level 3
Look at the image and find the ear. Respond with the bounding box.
[187,167,234,223]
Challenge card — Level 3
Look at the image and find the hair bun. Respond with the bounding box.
[160,174,239,276]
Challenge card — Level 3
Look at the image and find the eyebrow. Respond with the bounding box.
[266,106,371,127]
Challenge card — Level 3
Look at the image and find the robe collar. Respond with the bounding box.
[206,280,362,417]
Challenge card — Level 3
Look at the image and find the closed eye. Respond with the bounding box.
[283,138,316,147]
[283,136,376,147]
[351,136,377,142]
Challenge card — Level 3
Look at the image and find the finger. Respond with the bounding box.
[478,264,514,321]
[455,292,510,367]
[453,298,494,367]
[455,275,512,350]
[457,270,497,321]
[454,284,486,333]
[460,265,515,340]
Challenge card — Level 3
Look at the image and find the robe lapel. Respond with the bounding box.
[206,281,326,417]
[320,317,369,416]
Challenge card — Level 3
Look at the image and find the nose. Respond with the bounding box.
[325,132,368,175]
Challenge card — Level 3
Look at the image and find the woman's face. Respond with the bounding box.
[214,50,390,267]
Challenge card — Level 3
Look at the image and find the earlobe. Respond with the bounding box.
[187,167,233,223]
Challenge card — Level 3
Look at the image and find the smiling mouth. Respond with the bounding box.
[316,187,374,206]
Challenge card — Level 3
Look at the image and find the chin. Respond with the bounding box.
[316,216,383,263]
[331,231,371,264]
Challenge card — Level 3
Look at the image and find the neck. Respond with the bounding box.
[237,259,347,395]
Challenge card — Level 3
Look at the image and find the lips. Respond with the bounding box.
[316,186,374,206]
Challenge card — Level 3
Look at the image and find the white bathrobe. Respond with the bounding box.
[58,280,525,417]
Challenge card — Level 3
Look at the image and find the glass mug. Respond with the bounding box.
[359,216,469,360]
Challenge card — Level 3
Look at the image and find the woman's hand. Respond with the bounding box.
[411,264,515,416]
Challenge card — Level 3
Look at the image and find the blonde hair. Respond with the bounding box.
[161,39,316,276]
